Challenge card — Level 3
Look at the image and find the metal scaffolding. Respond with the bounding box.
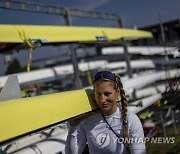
[0,0,123,26]
[0,0,133,89]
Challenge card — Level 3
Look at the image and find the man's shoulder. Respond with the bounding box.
[127,110,140,122]
[83,110,101,125]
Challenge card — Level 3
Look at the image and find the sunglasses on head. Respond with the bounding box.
[93,71,116,83]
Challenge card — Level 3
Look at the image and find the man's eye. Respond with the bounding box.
[104,92,111,96]
[95,93,100,96]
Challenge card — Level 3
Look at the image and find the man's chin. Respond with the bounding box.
[100,107,110,113]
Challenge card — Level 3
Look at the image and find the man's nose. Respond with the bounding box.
[99,95,106,103]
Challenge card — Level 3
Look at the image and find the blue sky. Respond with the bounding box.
[0,0,180,75]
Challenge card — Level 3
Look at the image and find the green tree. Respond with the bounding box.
[5,59,22,75]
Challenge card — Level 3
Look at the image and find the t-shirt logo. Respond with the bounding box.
[96,132,110,148]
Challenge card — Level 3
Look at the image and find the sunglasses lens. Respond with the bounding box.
[93,71,115,82]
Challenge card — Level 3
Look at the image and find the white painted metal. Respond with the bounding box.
[102,60,155,70]
[102,46,180,57]
[123,69,179,94]
[128,93,162,114]
[11,130,68,154]
[0,60,108,87]
[135,84,166,98]
[3,126,68,154]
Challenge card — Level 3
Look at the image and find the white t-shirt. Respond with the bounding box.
[65,107,146,154]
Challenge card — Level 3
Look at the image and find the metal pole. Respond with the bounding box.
[123,43,136,100]
[123,43,133,78]
[170,107,178,135]
[120,16,135,99]
[118,16,133,78]
[158,11,170,80]
[160,111,167,137]
[70,45,82,89]
[63,7,82,89]
[116,15,124,28]
[63,8,72,25]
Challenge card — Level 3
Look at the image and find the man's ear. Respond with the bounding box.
[116,89,121,102]
[116,87,120,94]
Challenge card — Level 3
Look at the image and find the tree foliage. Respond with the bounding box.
[5,59,22,75]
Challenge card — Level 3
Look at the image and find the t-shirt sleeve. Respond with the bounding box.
[65,122,87,154]
[128,113,146,154]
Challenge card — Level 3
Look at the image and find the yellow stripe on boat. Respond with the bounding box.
[0,24,153,43]
[0,89,97,143]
